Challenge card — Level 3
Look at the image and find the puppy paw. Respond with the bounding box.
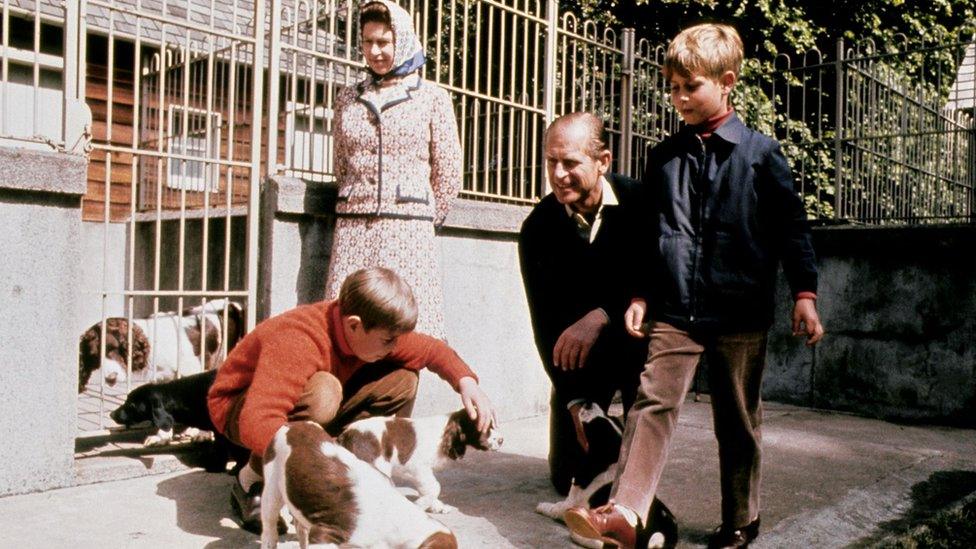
[144,429,174,447]
[569,530,605,549]
[646,531,666,549]
[189,429,215,443]
[535,501,565,520]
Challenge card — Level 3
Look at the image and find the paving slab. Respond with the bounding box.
[0,399,973,548]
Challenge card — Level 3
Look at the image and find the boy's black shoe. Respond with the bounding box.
[707,516,760,548]
[230,481,287,535]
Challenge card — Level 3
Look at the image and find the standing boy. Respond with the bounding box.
[565,23,824,548]
[208,267,496,534]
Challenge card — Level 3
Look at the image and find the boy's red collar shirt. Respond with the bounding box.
[695,108,736,139]
[328,302,360,361]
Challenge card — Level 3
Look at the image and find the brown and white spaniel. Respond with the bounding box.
[261,421,458,549]
[337,409,504,514]
[78,299,245,392]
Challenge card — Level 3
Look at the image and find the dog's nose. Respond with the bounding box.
[104,373,118,386]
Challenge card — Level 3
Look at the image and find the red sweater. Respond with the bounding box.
[207,300,475,454]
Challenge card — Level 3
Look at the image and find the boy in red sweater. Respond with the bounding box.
[208,267,497,534]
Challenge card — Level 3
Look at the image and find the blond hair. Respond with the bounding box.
[338,267,418,332]
[664,23,744,80]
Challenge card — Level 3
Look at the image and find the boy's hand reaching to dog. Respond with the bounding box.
[458,376,497,433]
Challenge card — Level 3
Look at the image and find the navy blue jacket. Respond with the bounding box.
[638,113,818,332]
[519,173,647,403]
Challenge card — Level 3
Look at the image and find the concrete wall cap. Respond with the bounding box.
[0,147,88,196]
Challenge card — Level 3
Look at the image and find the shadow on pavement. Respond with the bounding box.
[435,450,575,548]
[155,470,263,548]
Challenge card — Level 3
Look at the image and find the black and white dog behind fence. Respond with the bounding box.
[109,368,248,473]
[535,402,678,549]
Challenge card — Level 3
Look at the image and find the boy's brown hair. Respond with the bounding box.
[338,267,418,333]
[664,23,744,80]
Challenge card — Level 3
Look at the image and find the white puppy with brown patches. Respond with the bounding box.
[338,409,504,514]
[260,421,458,549]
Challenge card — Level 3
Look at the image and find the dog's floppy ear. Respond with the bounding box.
[128,321,150,373]
[440,415,467,460]
[78,325,102,392]
[149,392,174,431]
[225,301,246,351]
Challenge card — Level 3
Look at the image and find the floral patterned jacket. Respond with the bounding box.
[332,73,462,225]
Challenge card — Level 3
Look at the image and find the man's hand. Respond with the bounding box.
[568,402,589,453]
[792,298,824,346]
[552,309,608,371]
[624,299,648,338]
[458,376,497,433]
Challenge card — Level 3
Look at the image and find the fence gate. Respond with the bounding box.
[74,0,264,440]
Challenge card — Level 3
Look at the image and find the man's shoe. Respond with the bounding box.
[564,503,638,548]
[707,516,760,548]
[230,481,287,535]
[644,498,678,548]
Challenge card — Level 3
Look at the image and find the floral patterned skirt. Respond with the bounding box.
[325,216,446,340]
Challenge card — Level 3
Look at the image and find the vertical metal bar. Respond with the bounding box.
[267,0,281,176]
[128,1,142,393]
[833,38,844,222]
[223,32,237,304]
[246,0,266,331]
[32,1,40,137]
[543,0,556,126]
[505,9,515,196]
[619,28,634,176]
[529,0,541,198]
[63,0,86,147]
[1,0,8,136]
[459,0,469,192]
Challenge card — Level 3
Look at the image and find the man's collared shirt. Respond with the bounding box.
[564,175,618,243]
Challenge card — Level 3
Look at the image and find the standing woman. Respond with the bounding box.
[326,0,462,340]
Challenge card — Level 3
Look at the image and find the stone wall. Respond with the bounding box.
[765,225,976,426]
[0,147,88,496]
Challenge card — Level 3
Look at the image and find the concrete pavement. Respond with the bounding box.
[1,398,974,548]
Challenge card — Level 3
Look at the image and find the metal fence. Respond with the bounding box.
[755,36,976,225]
[4,2,974,225]
[262,0,681,205]
[63,0,263,435]
[264,3,975,223]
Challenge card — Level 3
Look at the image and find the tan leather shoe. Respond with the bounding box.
[564,503,638,548]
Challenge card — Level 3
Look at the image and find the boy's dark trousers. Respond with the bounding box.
[611,321,767,529]
[224,360,419,470]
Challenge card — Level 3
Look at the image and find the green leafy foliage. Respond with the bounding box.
[573,0,975,223]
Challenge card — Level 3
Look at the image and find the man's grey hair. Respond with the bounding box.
[544,112,609,159]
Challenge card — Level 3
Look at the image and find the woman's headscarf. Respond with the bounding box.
[361,0,426,82]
